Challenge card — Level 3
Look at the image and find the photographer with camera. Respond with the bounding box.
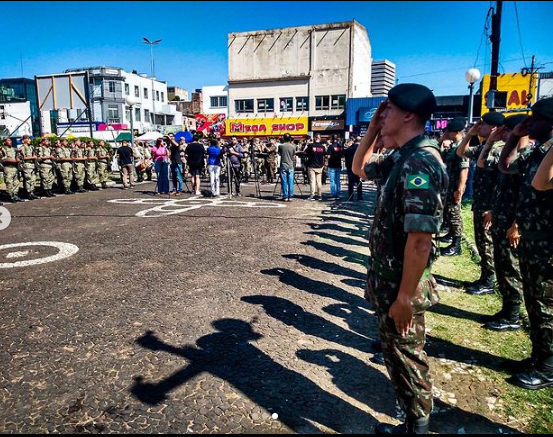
[228,137,245,197]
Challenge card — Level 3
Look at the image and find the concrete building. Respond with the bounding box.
[0,78,40,136]
[227,20,372,136]
[371,60,396,96]
[538,72,553,100]
[63,66,180,135]
[0,101,33,138]
[168,86,189,102]
[202,85,229,116]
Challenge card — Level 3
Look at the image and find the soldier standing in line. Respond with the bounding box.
[353,84,448,435]
[439,118,470,256]
[72,140,87,193]
[85,140,99,191]
[476,114,528,332]
[56,139,75,195]
[264,139,278,184]
[96,140,112,189]
[456,112,505,295]
[18,135,39,200]
[36,138,57,198]
[0,138,22,203]
[499,98,553,390]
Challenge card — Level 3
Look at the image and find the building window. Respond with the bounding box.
[125,106,131,121]
[235,99,254,113]
[315,96,330,111]
[280,97,293,113]
[144,109,150,122]
[144,88,149,99]
[296,97,309,112]
[108,82,116,93]
[257,98,274,113]
[210,96,227,108]
[135,107,141,122]
[331,95,346,110]
[125,84,130,96]
[161,92,165,103]
[156,91,160,101]
[134,86,140,98]
[108,105,120,123]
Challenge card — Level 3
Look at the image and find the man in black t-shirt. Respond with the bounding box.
[327,135,344,200]
[185,135,206,195]
[304,134,327,200]
[344,137,363,201]
[168,134,184,195]
[117,140,135,189]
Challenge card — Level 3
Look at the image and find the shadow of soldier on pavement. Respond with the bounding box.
[131,320,377,434]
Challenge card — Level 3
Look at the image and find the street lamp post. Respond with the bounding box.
[143,38,162,131]
[465,68,481,123]
[126,96,137,146]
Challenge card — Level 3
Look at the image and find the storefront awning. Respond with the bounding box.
[115,132,132,142]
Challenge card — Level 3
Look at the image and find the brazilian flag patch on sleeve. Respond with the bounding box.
[407,174,430,190]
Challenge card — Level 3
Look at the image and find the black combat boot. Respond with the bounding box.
[102,182,108,190]
[438,232,453,245]
[484,305,522,332]
[28,193,39,201]
[500,357,536,374]
[9,196,22,203]
[467,275,496,296]
[46,190,56,198]
[509,358,553,390]
[64,190,74,195]
[481,308,507,323]
[376,416,430,435]
[77,187,87,193]
[441,237,462,257]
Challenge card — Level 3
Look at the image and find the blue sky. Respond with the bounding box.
[1,1,552,96]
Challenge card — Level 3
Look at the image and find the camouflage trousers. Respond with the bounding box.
[443,198,463,238]
[39,164,55,190]
[59,163,73,191]
[520,238,553,363]
[266,160,277,183]
[3,166,20,197]
[21,165,36,195]
[97,161,110,185]
[74,163,85,188]
[85,162,97,186]
[366,271,440,419]
[473,209,495,277]
[492,224,523,310]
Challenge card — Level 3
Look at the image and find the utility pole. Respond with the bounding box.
[487,0,503,110]
[526,56,537,108]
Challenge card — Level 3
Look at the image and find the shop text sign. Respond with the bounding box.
[226,117,308,136]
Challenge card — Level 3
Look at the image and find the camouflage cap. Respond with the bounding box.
[531,97,553,122]
[482,112,505,127]
[504,114,528,131]
[446,117,466,132]
[388,83,437,118]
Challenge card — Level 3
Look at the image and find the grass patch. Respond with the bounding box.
[430,204,553,433]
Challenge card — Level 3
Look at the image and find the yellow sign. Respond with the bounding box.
[226,117,308,137]
[481,73,537,115]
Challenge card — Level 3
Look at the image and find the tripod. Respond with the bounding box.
[272,169,304,198]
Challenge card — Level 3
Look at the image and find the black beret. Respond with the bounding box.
[446,117,466,132]
[388,83,437,118]
[532,97,553,122]
[504,114,528,131]
[482,112,505,127]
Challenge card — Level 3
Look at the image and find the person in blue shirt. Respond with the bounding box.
[207,139,223,196]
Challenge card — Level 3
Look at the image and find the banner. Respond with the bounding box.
[226,117,308,137]
[196,114,226,136]
[311,118,345,131]
[481,73,537,115]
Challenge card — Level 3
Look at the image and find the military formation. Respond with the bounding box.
[352,83,553,434]
[0,136,113,203]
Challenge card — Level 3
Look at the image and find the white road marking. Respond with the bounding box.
[0,242,79,269]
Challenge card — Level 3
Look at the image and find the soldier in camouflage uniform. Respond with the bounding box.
[264,140,278,184]
[36,138,57,198]
[72,140,87,193]
[353,84,448,435]
[242,140,252,183]
[457,112,505,295]
[56,139,75,195]
[439,118,470,256]
[478,115,527,332]
[18,135,39,200]
[499,98,553,390]
[0,138,22,203]
[84,141,99,191]
[96,140,111,189]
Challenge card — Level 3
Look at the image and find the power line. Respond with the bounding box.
[514,1,528,68]
[401,57,526,79]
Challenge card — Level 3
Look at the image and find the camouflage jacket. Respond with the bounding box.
[37,146,55,164]
[364,135,449,274]
[466,142,500,211]
[19,144,37,168]
[0,145,18,165]
[444,142,470,199]
[511,140,553,238]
